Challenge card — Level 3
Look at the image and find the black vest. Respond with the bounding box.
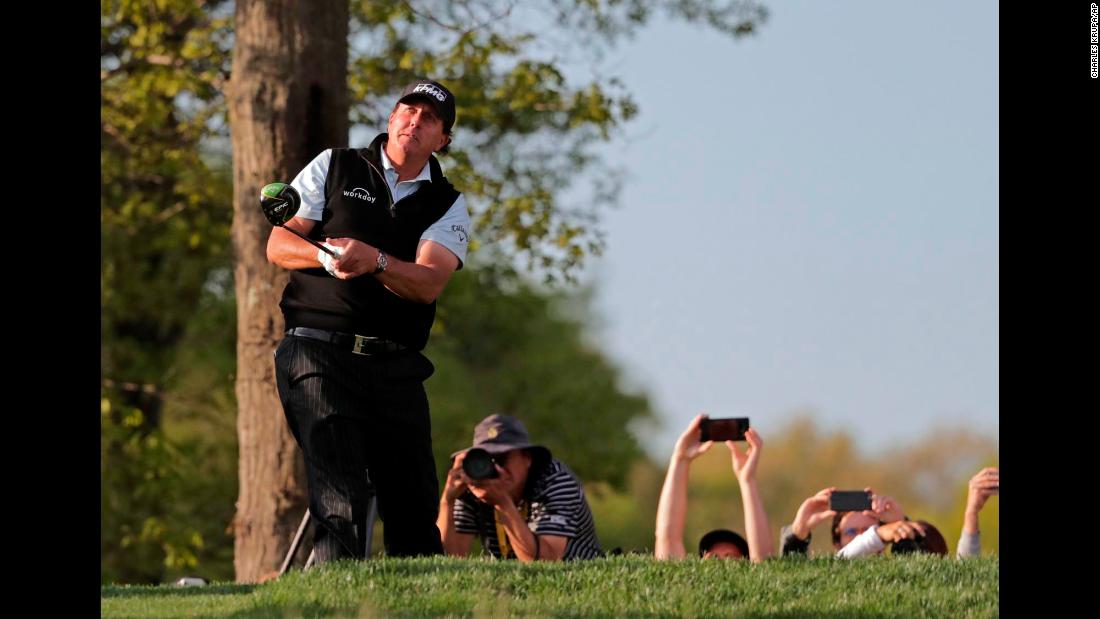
[279,133,460,350]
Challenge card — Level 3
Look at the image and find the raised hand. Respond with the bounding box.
[791,487,837,540]
[966,467,999,515]
[729,427,763,485]
[672,413,715,463]
[871,493,905,523]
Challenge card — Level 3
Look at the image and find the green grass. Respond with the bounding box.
[101,554,998,618]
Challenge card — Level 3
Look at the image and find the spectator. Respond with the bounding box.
[957,467,998,558]
[654,414,773,562]
[780,488,929,558]
[437,414,602,561]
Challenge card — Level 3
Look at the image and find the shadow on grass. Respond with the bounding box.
[101,583,257,599]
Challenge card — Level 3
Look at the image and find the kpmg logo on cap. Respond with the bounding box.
[343,187,376,203]
[412,83,448,102]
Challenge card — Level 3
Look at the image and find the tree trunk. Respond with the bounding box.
[227,0,348,583]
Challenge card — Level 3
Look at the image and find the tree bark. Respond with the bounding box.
[227,0,348,583]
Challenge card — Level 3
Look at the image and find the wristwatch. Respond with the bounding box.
[372,250,388,275]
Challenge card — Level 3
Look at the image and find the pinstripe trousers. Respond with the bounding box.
[274,334,445,561]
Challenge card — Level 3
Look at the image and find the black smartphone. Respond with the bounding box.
[829,490,872,512]
[699,417,749,442]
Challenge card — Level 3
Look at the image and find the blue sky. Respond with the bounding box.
[570,0,999,458]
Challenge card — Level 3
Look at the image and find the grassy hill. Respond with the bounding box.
[101,554,998,618]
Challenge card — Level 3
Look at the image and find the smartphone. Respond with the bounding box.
[829,490,872,512]
[699,417,749,442]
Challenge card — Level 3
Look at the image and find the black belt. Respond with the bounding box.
[285,327,407,355]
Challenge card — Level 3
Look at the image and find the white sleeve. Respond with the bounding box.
[288,149,332,222]
[956,530,981,558]
[836,525,886,559]
[420,193,471,268]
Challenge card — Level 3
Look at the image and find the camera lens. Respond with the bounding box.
[462,448,499,480]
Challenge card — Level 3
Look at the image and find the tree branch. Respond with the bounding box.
[401,0,515,36]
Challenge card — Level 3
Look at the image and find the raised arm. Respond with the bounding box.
[728,428,773,561]
[655,414,713,559]
[780,488,837,556]
[958,467,998,558]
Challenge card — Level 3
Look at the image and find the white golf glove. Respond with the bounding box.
[317,244,344,277]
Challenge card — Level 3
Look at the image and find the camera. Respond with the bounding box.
[462,448,500,480]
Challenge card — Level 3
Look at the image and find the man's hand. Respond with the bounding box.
[672,414,714,463]
[326,237,380,279]
[875,519,927,544]
[728,427,763,485]
[442,452,470,505]
[966,467,999,516]
[791,487,837,540]
[466,464,516,509]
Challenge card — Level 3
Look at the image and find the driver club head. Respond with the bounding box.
[260,182,302,226]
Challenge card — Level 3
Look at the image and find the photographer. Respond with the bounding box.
[957,467,998,558]
[437,414,602,561]
[779,488,931,558]
[654,414,773,561]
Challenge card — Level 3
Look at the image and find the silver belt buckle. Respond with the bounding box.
[352,335,370,355]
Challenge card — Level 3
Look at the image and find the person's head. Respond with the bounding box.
[832,511,879,549]
[890,520,948,556]
[389,79,456,157]
[698,529,750,560]
[453,414,551,498]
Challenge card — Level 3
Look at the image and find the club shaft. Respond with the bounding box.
[280,224,337,256]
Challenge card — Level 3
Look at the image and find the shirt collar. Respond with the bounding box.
[380,143,433,184]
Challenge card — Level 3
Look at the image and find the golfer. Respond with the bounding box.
[267,79,470,561]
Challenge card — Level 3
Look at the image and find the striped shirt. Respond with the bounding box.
[453,458,602,560]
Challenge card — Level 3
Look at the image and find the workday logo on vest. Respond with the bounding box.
[343,187,376,203]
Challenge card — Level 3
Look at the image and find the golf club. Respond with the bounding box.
[260,182,339,257]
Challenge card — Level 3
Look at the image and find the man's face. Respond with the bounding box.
[387,99,449,159]
[837,511,878,548]
[495,449,532,496]
[702,541,745,560]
